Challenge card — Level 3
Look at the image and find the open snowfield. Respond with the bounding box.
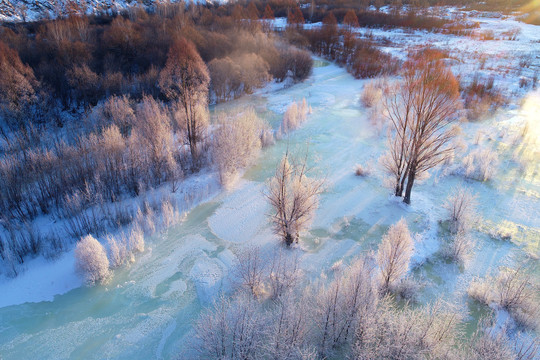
[1,14,539,359]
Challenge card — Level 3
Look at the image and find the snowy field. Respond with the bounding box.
[1,15,539,360]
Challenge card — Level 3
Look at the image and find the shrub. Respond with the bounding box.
[443,187,479,235]
[278,99,309,136]
[354,164,370,177]
[74,235,110,285]
[462,147,499,181]
[442,232,473,267]
[468,267,539,331]
[360,80,383,108]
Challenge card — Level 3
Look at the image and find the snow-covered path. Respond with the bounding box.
[0,59,538,359]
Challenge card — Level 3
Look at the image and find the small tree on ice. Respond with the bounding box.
[377,219,413,293]
[266,151,324,246]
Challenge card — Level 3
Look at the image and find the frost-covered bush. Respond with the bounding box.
[468,267,539,330]
[353,300,462,360]
[278,99,309,136]
[360,80,383,108]
[462,147,499,181]
[161,199,180,228]
[128,225,145,253]
[74,235,110,285]
[443,187,479,235]
[213,108,266,186]
[136,204,155,235]
[377,219,413,293]
[106,234,128,268]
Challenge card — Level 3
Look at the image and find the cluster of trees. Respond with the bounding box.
[0,1,316,276]
[190,230,537,359]
[0,1,313,127]
[283,9,401,79]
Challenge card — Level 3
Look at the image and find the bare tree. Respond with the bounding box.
[266,151,324,246]
[158,38,210,162]
[377,218,413,292]
[382,58,462,204]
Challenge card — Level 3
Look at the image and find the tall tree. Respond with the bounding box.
[287,5,304,28]
[382,58,461,204]
[158,38,210,162]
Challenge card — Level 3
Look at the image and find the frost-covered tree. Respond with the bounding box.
[353,299,462,359]
[0,41,39,127]
[268,249,301,299]
[314,256,377,357]
[75,235,110,285]
[377,219,413,292]
[266,292,313,359]
[266,152,324,246]
[193,294,268,359]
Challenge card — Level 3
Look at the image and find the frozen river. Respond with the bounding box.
[1,59,538,359]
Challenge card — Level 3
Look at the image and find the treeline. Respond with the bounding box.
[284,10,401,79]
[0,1,312,127]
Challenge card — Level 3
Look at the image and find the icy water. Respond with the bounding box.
[1,61,538,359]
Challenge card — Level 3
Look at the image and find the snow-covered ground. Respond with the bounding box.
[1,16,539,359]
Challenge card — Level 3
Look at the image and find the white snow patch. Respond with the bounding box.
[0,250,82,308]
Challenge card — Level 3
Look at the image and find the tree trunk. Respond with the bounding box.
[285,232,294,247]
[403,166,416,204]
